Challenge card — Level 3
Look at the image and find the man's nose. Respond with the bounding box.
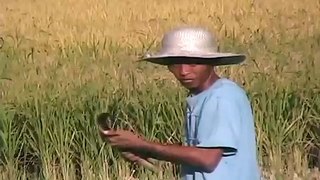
[179,64,191,75]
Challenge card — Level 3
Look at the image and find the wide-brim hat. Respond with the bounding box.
[139,26,246,66]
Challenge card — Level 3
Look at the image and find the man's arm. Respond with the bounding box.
[137,140,223,173]
[132,96,242,172]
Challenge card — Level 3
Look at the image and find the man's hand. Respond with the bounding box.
[99,129,223,173]
[121,151,157,164]
[99,129,159,171]
[121,151,159,171]
[100,129,147,149]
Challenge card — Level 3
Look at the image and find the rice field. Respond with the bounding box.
[0,0,320,179]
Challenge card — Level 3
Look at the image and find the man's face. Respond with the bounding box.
[168,63,215,90]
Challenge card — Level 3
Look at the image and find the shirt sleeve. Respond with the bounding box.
[195,95,241,156]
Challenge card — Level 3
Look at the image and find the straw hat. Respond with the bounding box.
[140,26,246,66]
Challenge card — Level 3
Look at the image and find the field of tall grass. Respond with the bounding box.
[0,0,320,179]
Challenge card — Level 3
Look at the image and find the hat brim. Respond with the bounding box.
[138,53,246,66]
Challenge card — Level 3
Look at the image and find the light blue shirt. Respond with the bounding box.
[181,78,261,180]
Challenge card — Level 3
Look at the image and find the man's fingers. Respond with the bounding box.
[146,157,157,164]
[135,159,158,172]
[120,152,158,172]
[99,129,118,136]
[121,152,139,162]
[121,151,134,158]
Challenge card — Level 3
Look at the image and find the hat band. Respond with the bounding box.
[156,48,218,57]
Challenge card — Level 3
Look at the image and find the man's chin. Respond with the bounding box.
[180,82,197,90]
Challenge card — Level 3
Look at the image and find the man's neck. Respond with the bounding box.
[189,73,220,95]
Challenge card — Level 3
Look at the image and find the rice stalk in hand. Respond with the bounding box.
[96,112,159,172]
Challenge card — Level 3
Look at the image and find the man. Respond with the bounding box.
[99,26,261,180]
